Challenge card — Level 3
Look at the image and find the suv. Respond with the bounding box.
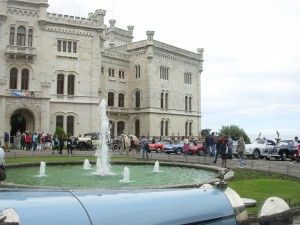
[262,140,294,161]
[75,132,99,150]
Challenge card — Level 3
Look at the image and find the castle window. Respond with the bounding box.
[9,27,15,45]
[189,96,192,112]
[160,92,164,108]
[67,116,74,135]
[118,93,124,107]
[73,42,77,53]
[185,96,188,111]
[189,122,192,136]
[165,120,169,136]
[135,65,140,78]
[67,75,75,95]
[56,116,64,129]
[62,41,67,52]
[119,70,125,79]
[21,69,29,90]
[135,120,140,137]
[117,121,125,136]
[160,66,169,80]
[28,29,33,47]
[165,93,169,109]
[9,68,18,89]
[17,26,26,46]
[108,92,114,106]
[160,121,164,136]
[109,121,115,138]
[57,74,64,94]
[184,72,192,84]
[135,91,140,108]
[108,68,115,77]
[185,122,188,136]
[57,41,61,52]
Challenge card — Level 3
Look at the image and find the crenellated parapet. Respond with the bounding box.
[44,9,106,28]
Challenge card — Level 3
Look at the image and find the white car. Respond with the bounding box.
[244,139,276,159]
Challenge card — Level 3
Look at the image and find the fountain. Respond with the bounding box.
[92,99,113,176]
[153,160,160,172]
[120,167,130,183]
[83,159,91,170]
[38,161,46,177]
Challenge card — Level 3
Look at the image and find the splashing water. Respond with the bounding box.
[83,159,92,170]
[92,99,114,176]
[153,160,160,172]
[38,161,46,177]
[120,167,130,183]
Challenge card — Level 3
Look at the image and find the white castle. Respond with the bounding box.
[0,0,204,140]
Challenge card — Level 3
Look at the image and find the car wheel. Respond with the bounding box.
[265,157,270,160]
[113,144,118,151]
[281,152,287,161]
[156,147,162,153]
[78,142,86,151]
[252,149,260,159]
[87,140,92,146]
[175,148,182,155]
[198,150,205,156]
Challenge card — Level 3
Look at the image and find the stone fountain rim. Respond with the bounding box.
[1,160,234,190]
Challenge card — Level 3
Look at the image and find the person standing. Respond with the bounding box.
[213,135,225,164]
[20,132,26,150]
[25,132,31,151]
[183,136,189,158]
[236,137,246,168]
[141,136,149,160]
[3,132,10,152]
[290,136,299,164]
[53,135,59,155]
[227,135,233,159]
[124,135,131,157]
[207,132,216,158]
[37,133,42,151]
[220,138,229,168]
[58,134,64,155]
[67,134,73,155]
[32,133,37,151]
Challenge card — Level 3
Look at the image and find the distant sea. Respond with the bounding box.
[248,134,295,142]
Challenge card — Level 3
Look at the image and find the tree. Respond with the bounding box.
[219,125,251,144]
[53,126,67,139]
[201,128,211,137]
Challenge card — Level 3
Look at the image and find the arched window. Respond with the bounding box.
[185,96,188,111]
[67,116,74,135]
[160,121,164,137]
[108,92,114,106]
[17,26,26,46]
[135,120,140,137]
[57,74,64,94]
[9,27,15,45]
[9,68,18,89]
[21,69,29,90]
[56,116,64,129]
[160,92,164,108]
[185,122,188,136]
[28,29,33,47]
[67,75,75,95]
[189,97,192,112]
[117,121,125,136]
[135,91,140,108]
[165,120,169,136]
[165,93,169,109]
[189,122,192,136]
[118,93,124,107]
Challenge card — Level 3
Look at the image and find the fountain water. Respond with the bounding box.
[120,167,130,183]
[38,161,46,177]
[153,160,160,172]
[92,99,114,176]
[83,159,91,170]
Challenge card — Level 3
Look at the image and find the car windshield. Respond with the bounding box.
[278,141,291,146]
[252,139,267,145]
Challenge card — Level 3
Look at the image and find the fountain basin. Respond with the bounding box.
[2,161,223,189]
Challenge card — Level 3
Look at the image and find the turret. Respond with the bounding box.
[38,0,49,23]
[109,19,116,30]
[127,25,134,36]
[94,9,106,26]
[0,0,8,22]
[146,31,155,60]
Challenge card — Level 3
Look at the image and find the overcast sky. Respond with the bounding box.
[48,0,300,139]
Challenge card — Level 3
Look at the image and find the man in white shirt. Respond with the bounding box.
[290,136,299,164]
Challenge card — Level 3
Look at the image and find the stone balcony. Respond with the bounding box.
[7,89,42,98]
[5,45,37,62]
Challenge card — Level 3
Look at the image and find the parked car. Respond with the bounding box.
[243,138,276,159]
[262,140,294,161]
[75,132,99,150]
[188,141,206,156]
[163,140,184,154]
[148,140,172,153]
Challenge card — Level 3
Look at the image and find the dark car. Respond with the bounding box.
[262,140,294,161]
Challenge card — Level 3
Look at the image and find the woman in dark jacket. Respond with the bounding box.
[58,134,64,155]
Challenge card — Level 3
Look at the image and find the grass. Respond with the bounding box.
[4,156,300,214]
[228,168,300,214]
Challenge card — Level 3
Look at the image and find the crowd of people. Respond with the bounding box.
[3,130,74,155]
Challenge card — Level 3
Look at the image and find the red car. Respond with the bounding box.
[148,140,172,153]
[187,141,207,156]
